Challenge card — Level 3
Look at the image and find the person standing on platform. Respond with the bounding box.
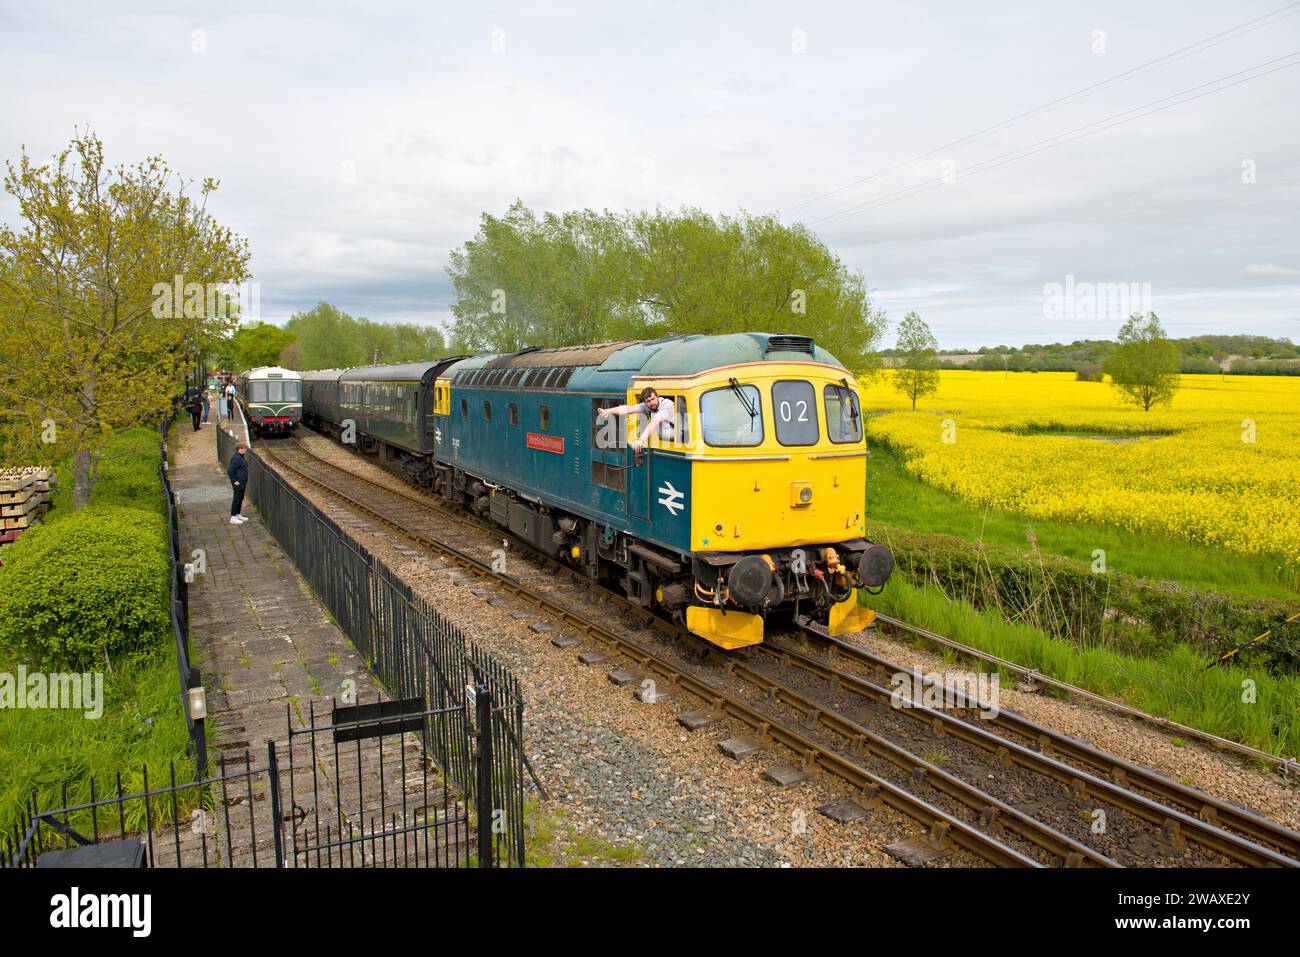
[228,443,249,524]
[201,388,211,425]
[188,388,203,431]
[225,380,236,421]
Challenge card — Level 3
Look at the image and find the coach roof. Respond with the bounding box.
[339,361,443,383]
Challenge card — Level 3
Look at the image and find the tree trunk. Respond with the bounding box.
[73,448,91,509]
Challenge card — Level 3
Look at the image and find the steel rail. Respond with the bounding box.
[259,442,1041,867]
[870,611,1296,775]
[264,435,1296,867]
[765,626,1298,868]
[790,619,1300,864]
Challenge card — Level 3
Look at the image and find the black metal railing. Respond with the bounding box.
[219,427,529,866]
[159,414,207,777]
[4,749,277,868]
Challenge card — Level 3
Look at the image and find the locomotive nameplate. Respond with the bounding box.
[526,433,565,454]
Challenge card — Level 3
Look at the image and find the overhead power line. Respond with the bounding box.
[804,51,1300,227]
[782,1,1300,216]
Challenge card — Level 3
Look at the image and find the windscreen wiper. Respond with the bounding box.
[727,377,758,425]
[838,378,859,425]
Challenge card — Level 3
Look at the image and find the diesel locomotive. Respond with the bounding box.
[299,333,891,649]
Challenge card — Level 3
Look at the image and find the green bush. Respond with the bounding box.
[0,506,172,670]
[1075,364,1104,382]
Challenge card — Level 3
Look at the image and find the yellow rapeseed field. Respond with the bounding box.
[860,371,1300,565]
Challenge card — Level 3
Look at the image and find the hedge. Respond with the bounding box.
[871,522,1300,674]
[0,505,172,671]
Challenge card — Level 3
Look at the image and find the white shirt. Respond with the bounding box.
[631,397,676,441]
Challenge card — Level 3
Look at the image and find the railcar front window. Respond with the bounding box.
[772,381,819,446]
[285,381,301,401]
[824,384,862,443]
[267,380,284,402]
[250,382,268,403]
[701,384,763,447]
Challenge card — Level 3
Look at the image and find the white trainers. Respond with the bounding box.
[234,515,249,523]
[230,517,241,525]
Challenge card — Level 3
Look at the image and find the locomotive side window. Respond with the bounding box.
[591,398,618,449]
[824,384,862,443]
[483,399,492,422]
[509,402,518,426]
[540,405,551,431]
[772,381,819,446]
[592,460,626,491]
[701,384,763,447]
[461,398,468,418]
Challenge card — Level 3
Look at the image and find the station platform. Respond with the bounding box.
[169,418,363,750]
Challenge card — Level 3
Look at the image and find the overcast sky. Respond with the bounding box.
[2,1,1297,349]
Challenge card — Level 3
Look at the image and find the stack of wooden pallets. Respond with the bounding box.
[0,467,56,544]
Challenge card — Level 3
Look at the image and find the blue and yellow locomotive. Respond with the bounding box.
[300,333,891,649]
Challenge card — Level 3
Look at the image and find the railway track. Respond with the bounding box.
[767,622,1300,864]
[257,434,1300,869]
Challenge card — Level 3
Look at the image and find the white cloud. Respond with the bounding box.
[1,1,1297,348]
[1238,263,1300,281]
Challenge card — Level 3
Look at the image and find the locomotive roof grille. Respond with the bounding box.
[766,335,814,354]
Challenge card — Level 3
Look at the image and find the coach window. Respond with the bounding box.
[461,398,468,418]
[824,384,862,443]
[509,402,518,426]
[700,384,763,447]
[483,399,492,422]
[772,381,819,446]
[540,405,551,431]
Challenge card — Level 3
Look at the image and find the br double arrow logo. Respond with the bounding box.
[658,481,685,516]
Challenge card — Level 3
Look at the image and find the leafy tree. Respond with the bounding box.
[283,301,446,370]
[445,202,886,372]
[1102,312,1182,411]
[891,311,940,410]
[0,133,250,507]
[230,322,296,370]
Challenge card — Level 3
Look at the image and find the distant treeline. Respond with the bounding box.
[879,335,1300,376]
[213,303,449,372]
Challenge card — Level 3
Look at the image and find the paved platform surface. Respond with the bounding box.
[166,420,464,866]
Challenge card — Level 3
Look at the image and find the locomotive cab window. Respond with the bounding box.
[824,384,862,443]
[701,383,763,447]
[772,381,819,446]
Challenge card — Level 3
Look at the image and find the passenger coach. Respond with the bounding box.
[300,333,891,649]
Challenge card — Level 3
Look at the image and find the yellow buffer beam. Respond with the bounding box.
[686,606,765,650]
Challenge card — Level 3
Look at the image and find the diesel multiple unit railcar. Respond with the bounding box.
[238,366,302,436]
[300,334,891,649]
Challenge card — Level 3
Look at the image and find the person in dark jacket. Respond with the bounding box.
[189,389,203,431]
[227,443,249,524]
